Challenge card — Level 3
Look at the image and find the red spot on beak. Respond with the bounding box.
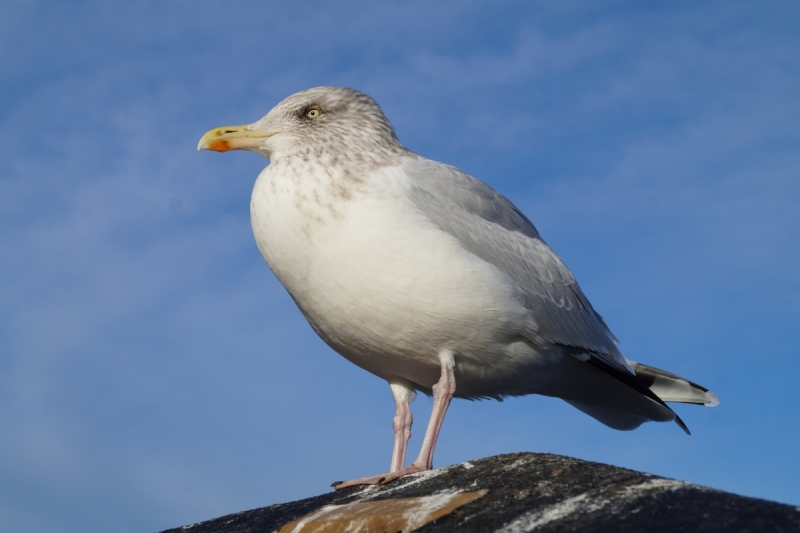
[207,139,230,152]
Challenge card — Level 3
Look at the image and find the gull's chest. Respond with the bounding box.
[249,164,523,376]
[249,162,398,299]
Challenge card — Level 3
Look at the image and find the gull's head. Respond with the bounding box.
[198,87,404,162]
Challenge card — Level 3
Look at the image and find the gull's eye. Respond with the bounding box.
[305,107,322,119]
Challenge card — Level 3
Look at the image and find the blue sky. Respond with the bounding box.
[1,1,799,532]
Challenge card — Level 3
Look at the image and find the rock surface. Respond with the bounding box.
[160,453,800,533]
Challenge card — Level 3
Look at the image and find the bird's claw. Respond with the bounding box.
[332,464,429,490]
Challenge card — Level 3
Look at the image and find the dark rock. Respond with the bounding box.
[159,453,800,533]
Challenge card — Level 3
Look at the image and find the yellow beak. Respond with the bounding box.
[197,125,276,152]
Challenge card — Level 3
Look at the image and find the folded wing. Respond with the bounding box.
[403,158,629,375]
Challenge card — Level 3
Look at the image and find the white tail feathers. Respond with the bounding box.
[631,362,719,407]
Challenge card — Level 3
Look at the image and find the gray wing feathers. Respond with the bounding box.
[402,159,542,240]
[403,158,630,374]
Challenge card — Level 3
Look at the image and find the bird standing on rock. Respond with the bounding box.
[198,87,718,490]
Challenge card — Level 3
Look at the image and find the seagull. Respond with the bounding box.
[198,87,718,489]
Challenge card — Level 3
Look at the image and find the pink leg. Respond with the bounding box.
[409,358,455,471]
[389,382,414,473]
[334,354,455,490]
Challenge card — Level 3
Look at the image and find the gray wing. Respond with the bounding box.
[402,157,631,375]
[404,158,542,240]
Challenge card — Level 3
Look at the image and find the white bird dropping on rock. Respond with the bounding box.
[198,87,718,489]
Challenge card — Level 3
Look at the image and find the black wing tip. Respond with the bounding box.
[675,413,691,435]
[581,353,694,435]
